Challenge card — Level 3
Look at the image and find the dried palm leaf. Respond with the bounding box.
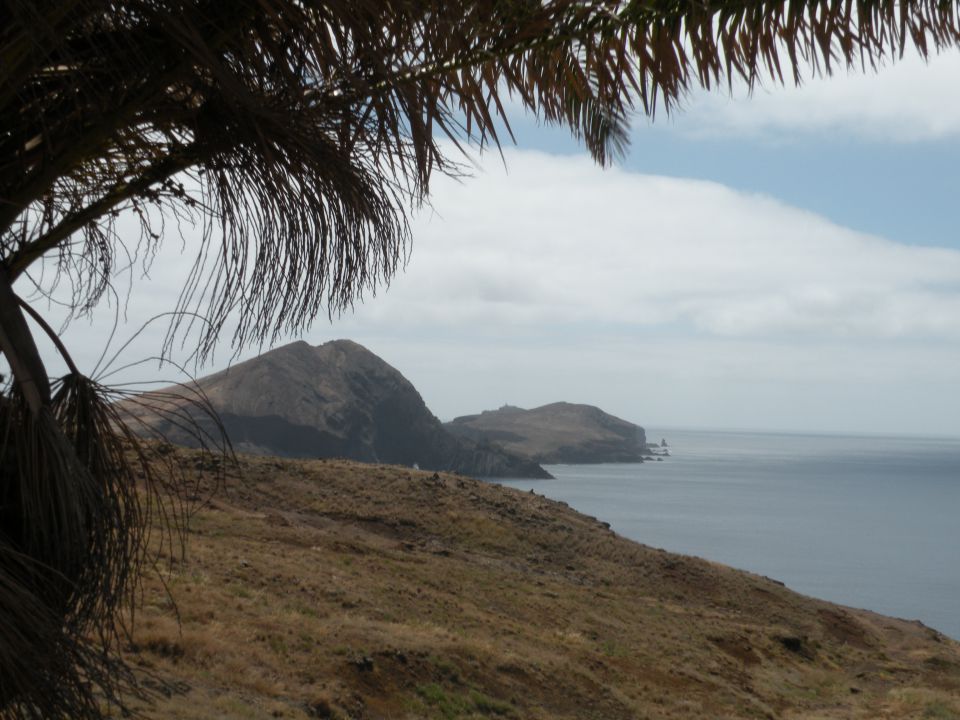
[0,363,226,717]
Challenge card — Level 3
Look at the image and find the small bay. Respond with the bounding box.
[497,429,960,640]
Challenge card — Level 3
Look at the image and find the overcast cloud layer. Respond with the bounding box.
[332,150,960,434]
[351,151,960,339]
[674,49,960,142]
[27,148,959,437]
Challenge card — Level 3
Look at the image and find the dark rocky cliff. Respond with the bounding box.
[132,340,551,479]
[446,401,647,464]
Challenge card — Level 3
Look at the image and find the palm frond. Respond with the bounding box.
[0,538,135,720]
[5,1,956,362]
[0,371,226,718]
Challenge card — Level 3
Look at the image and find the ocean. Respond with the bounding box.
[497,429,960,640]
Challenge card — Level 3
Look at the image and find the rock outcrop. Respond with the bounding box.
[445,401,647,463]
[130,340,551,478]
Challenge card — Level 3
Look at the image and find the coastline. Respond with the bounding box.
[498,430,960,641]
[124,448,960,719]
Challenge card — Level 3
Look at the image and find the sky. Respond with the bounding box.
[20,49,960,437]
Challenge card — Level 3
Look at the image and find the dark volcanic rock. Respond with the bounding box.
[445,402,647,464]
[131,340,551,479]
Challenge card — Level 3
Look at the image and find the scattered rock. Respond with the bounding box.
[776,635,814,659]
[307,696,336,718]
[349,656,375,672]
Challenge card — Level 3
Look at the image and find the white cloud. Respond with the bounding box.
[342,150,960,341]
[670,49,960,142]
[326,150,960,434]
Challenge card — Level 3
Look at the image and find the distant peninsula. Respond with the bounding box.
[445,401,653,464]
[127,340,551,479]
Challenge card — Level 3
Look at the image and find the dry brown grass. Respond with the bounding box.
[115,451,960,719]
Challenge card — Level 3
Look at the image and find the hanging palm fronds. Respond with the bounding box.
[4,1,958,361]
[0,360,226,718]
[2,1,959,717]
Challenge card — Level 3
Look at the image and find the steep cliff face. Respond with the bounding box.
[446,402,647,463]
[132,340,551,479]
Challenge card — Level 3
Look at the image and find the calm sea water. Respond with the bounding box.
[497,429,960,640]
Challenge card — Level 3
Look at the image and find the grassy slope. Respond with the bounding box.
[122,451,960,719]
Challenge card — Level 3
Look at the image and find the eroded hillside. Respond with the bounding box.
[121,450,960,719]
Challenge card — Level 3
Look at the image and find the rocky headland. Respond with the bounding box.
[445,401,649,463]
[127,340,550,479]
